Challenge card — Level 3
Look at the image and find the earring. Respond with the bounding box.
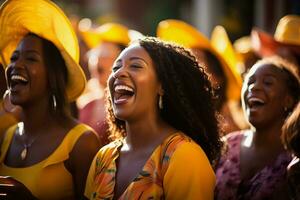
[159,95,163,110]
[284,107,288,112]
[52,95,57,111]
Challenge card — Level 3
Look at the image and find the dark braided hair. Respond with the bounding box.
[106,37,222,163]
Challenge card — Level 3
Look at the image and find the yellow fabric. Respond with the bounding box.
[79,22,131,49]
[85,133,215,200]
[0,0,86,101]
[0,123,94,200]
[211,26,242,101]
[157,19,241,101]
[274,15,300,46]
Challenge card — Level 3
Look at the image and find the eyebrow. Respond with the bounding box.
[129,57,148,65]
[13,49,41,56]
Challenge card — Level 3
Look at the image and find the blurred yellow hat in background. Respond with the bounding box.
[211,25,242,101]
[0,0,86,102]
[79,22,131,48]
[274,15,300,46]
[157,19,242,101]
[157,19,211,50]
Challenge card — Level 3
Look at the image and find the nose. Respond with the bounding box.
[248,80,262,92]
[112,65,128,79]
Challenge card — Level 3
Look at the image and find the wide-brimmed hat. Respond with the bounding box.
[251,15,300,58]
[79,22,131,49]
[274,15,300,46]
[157,19,211,50]
[157,19,242,101]
[211,26,242,101]
[0,0,86,102]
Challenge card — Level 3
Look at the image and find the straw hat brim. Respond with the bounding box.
[0,0,86,101]
[157,19,242,101]
[211,26,242,101]
[79,23,131,49]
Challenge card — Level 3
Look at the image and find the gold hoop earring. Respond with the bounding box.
[159,95,163,110]
[52,95,57,111]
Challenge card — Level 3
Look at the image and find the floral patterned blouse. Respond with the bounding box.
[85,132,215,200]
[215,131,291,200]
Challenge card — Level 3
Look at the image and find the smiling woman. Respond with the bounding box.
[84,37,222,200]
[0,0,100,199]
[215,56,300,200]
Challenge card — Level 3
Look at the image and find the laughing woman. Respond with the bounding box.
[215,57,300,200]
[0,0,100,199]
[85,37,222,200]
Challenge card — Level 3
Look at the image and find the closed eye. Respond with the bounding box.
[10,54,18,62]
[112,65,121,72]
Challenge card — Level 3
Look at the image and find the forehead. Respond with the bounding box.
[246,63,286,80]
[16,35,43,52]
[116,43,151,62]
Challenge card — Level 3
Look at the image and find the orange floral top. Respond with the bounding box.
[85,133,215,200]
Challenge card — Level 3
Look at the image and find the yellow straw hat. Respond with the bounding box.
[79,22,131,49]
[157,19,241,101]
[211,26,242,101]
[157,19,211,50]
[274,15,300,46]
[0,0,86,102]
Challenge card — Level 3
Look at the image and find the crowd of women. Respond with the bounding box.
[0,0,299,199]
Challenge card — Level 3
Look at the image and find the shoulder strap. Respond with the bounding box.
[43,124,95,168]
[0,124,17,163]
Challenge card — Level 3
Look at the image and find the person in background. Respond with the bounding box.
[157,19,244,134]
[77,23,131,145]
[0,0,100,199]
[85,37,222,200]
[282,102,300,200]
[215,56,300,199]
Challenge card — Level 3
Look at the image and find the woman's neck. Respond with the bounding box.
[124,117,176,151]
[250,121,285,151]
[20,99,71,136]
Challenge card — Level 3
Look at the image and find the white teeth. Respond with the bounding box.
[248,97,265,104]
[114,85,134,92]
[11,75,28,82]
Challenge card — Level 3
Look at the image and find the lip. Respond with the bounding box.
[246,94,266,112]
[8,71,29,92]
[111,80,135,105]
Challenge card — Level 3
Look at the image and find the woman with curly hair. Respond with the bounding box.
[85,37,222,200]
[215,57,300,200]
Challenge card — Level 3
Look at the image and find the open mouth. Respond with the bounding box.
[248,97,265,109]
[113,84,135,104]
[9,74,29,90]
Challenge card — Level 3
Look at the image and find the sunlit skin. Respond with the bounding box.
[0,35,100,199]
[107,43,176,199]
[242,63,292,130]
[6,36,49,109]
[239,62,294,182]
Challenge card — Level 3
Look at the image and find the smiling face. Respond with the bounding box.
[108,43,162,122]
[6,35,49,107]
[242,63,292,128]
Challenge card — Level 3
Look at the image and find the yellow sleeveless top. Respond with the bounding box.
[0,123,94,200]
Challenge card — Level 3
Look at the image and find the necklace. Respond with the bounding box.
[18,122,39,160]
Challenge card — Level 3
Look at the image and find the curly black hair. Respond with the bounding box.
[106,37,222,163]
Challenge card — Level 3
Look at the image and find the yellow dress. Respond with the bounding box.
[0,123,95,200]
[85,132,215,200]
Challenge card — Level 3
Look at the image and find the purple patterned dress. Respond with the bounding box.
[215,131,291,200]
